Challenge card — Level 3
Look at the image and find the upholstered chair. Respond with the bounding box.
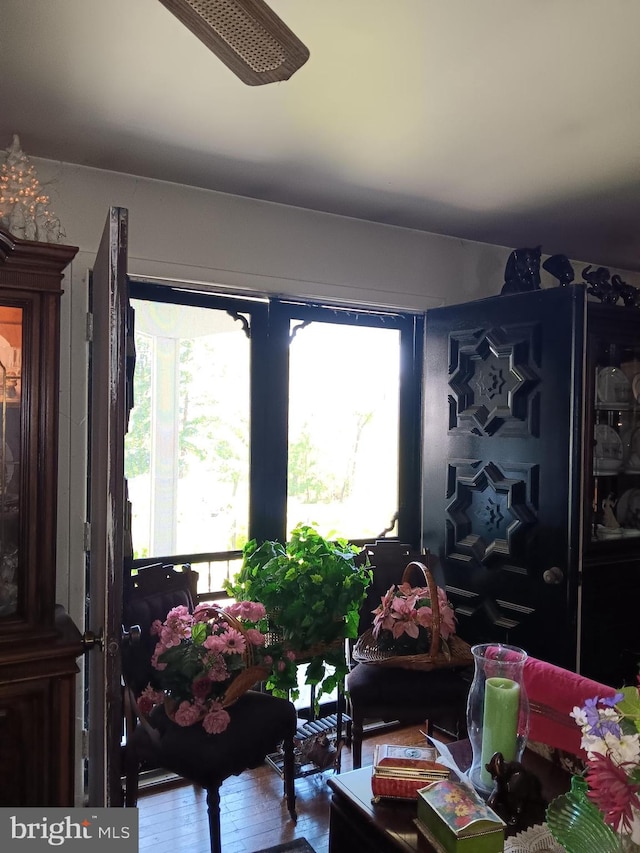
[121,562,297,853]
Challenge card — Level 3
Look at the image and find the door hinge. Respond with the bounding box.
[83,522,91,552]
[86,311,93,342]
[81,729,89,760]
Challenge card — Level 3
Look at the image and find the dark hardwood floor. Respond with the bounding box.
[137,723,430,853]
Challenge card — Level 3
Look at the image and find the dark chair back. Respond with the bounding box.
[122,562,197,697]
[355,540,426,635]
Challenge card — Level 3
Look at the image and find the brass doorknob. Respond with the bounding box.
[81,628,104,652]
[543,566,564,584]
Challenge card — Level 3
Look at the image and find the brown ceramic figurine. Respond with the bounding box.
[485,752,546,831]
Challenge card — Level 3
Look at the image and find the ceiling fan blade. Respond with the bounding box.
[158,0,310,85]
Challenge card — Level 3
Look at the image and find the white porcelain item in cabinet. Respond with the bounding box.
[597,366,632,404]
[593,424,623,473]
[616,488,640,527]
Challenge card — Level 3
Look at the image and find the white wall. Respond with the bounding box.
[37,157,515,313]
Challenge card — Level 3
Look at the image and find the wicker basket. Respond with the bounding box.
[263,614,346,664]
[352,561,473,671]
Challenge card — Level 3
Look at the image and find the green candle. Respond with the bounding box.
[480,676,520,788]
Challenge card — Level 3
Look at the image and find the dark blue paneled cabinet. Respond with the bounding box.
[423,286,640,686]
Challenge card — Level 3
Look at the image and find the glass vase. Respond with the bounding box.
[466,643,530,794]
[546,775,622,853]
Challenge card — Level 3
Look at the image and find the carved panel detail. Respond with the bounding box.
[448,323,541,436]
[444,459,538,571]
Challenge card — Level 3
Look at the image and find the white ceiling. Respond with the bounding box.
[2,0,640,270]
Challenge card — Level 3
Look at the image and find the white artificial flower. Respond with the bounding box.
[582,733,608,758]
[604,731,640,767]
[570,705,588,727]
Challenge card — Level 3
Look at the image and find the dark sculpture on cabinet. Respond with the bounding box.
[501,246,542,295]
[542,253,575,287]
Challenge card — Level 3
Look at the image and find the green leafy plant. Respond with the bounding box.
[224,524,372,701]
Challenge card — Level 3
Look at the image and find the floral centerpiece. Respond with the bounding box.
[137,600,292,735]
[371,579,457,655]
[547,677,640,850]
[570,680,640,846]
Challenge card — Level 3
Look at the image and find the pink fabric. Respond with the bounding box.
[524,657,617,757]
[483,645,526,663]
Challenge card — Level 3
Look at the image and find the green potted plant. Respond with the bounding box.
[224,523,372,701]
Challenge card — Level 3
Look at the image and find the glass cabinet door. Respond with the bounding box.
[0,306,21,616]
[590,338,640,543]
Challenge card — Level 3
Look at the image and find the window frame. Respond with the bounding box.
[127,280,424,593]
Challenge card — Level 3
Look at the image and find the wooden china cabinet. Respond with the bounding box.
[423,285,640,687]
[0,227,83,806]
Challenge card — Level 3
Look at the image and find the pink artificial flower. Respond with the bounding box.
[204,652,229,682]
[586,751,640,834]
[244,628,266,647]
[151,643,168,670]
[376,586,397,614]
[371,611,393,638]
[192,603,215,622]
[225,600,266,622]
[285,651,296,661]
[137,684,164,716]
[393,586,420,616]
[218,627,247,655]
[370,581,457,643]
[392,618,420,639]
[192,677,213,701]
[159,607,193,647]
[438,590,457,640]
[390,596,420,638]
[173,700,204,727]
[166,604,191,622]
[263,655,273,665]
[204,633,229,654]
[415,604,434,630]
[202,704,231,735]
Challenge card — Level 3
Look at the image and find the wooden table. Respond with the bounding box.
[327,741,571,853]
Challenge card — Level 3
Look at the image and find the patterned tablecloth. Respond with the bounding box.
[505,823,566,853]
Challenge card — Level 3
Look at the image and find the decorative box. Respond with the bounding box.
[416,779,505,853]
[371,744,449,801]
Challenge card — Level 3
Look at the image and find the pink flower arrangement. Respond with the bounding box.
[138,601,288,735]
[371,581,457,655]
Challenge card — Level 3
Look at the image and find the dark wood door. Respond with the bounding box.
[422,286,585,669]
[86,206,131,805]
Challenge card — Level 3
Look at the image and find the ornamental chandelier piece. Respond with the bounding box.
[0,135,65,243]
[158,0,310,85]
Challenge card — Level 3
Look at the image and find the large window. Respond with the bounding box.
[125,282,423,596]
